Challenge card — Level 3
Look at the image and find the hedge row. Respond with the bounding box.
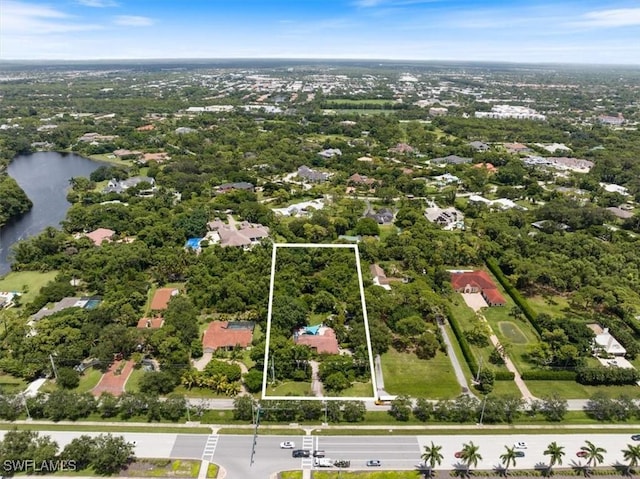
[521,369,577,381]
[445,305,479,377]
[485,257,541,336]
[494,370,516,381]
[576,366,640,385]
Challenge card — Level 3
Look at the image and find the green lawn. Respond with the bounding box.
[527,294,572,318]
[0,374,27,394]
[266,381,312,397]
[448,299,511,375]
[490,379,523,396]
[123,459,201,478]
[337,381,374,397]
[206,463,219,478]
[76,367,103,393]
[498,322,528,344]
[0,270,59,305]
[40,367,102,394]
[313,471,421,479]
[380,348,461,399]
[125,367,145,393]
[526,381,640,399]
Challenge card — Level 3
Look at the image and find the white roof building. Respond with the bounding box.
[594,328,626,356]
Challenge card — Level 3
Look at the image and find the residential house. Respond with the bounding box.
[430,155,472,165]
[598,114,625,126]
[432,173,460,186]
[294,325,339,354]
[207,219,269,248]
[272,199,325,217]
[103,176,156,195]
[297,165,329,182]
[349,173,375,186]
[136,317,164,329]
[366,208,394,225]
[85,228,115,246]
[425,206,464,230]
[503,143,531,155]
[388,143,416,154]
[29,296,102,323]
[150,288,179,311]
[203,321,255,353]
[473,163,498,174]
[318,148,342,159]
[370,264,404,290]
[589,325,626,356]
[112,149,142,160]
[469,141,490,152]
[216,182,255,194]
[450,270,506,306]
[606,206,634,219]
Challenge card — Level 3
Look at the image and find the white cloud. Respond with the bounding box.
[114,15,154,27]
[573,8,640,27]
[0,0,101,35]
[353,0,438,7]
[76,0,118,7]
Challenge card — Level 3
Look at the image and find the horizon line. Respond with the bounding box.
[1,57,640,68]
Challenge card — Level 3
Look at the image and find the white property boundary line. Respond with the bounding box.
[261,243,378,401]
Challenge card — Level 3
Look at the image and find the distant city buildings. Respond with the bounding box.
[475,105,546,121]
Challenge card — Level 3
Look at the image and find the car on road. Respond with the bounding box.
[313,450,326,457]
[454,451,463,458]
[366,460,381,467]
[292,449,310,458]
[514,442,528,449]
[280,441,295,449]
[632,434,640,441]
[314,458,333,468]
[577,451,588,458]
[514,451,525,458]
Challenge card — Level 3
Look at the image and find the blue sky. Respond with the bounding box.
[1,0,640,64]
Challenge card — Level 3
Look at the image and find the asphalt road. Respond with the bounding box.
[2,431,638,478]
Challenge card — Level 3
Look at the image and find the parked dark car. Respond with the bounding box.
[292,449,311,458]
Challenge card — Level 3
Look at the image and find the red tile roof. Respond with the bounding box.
[150,288,179,311]
[136,317,164,329]
[483,288,506,305]
[451,270,496,291]
[85,228,115,246]
[203,321,254,351]
[295,327,339,354]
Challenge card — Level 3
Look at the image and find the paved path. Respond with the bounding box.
[309,360,322,397]
[91,360,135,397]
[438,320,475,397]
[373,355,392,397]
[479,314,536,401]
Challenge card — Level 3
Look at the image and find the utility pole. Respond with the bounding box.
[49,354,59,380]
[22,393,31,420]
[250,405,261,466]
[270,356,275,384]
[475,356,483,383]
[478,395,487,426]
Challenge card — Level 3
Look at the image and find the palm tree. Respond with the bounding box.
[580,440,606,473]
[460,441,483,475]
[500,445,518,476]
[544,441,565,474]
[421,441,444,477]
[622,444,640,476]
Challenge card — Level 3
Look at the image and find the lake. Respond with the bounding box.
[0,151,105,275]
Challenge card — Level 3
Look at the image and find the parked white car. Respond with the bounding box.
[280,441,295,449]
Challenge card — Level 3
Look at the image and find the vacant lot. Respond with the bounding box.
[381,348,460,399]
[122,459,201,478]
